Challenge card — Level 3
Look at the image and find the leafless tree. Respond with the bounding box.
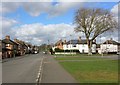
[74,8,117,55]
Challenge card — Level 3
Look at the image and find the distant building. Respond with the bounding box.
[63,37,97,53]
[98,38,120,54]
[14,39,29,55]
[54,39,64,50]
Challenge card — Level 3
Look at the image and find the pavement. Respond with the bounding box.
[41,54,77,83]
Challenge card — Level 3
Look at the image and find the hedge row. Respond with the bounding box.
[54,48,79,52]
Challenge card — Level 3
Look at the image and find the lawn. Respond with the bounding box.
[55,56,119,83]
[54,53,116,57]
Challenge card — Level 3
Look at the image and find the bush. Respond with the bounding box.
[54,48,79,53]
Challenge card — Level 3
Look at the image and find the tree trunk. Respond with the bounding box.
[87,40,92,55]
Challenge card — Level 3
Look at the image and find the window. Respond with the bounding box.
[73,44,76,47]
[66,45,68,48]
[6,44,10,47]
[82,44,85,47]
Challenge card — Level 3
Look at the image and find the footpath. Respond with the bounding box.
[41,54,78,83]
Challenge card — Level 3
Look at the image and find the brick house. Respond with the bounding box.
[54,39,64,50]
[2,36,18,59]
[14,39,28,56]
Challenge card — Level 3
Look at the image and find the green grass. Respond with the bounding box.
[54,53,116,57]
[55,56,111,61]
[55,56,119,83]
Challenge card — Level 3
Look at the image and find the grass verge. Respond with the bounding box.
[55,56,119,83]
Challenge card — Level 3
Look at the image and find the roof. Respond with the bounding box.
[103,40,120,45]
[55,39,63,46]
[2,39,18,45]
[65,39,96,44]
[14,39,28,47]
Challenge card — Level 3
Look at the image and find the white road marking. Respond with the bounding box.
[36,56,44,84]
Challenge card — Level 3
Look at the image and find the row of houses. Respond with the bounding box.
[1,35,39,59]
[53,37,120,54]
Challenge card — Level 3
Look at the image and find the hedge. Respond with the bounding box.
[54,48,79,53]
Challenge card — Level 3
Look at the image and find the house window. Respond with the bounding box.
[66,45,68,48]
[73,44,76,47]
[82,49,84,53]
[6,44,10,47]
[83,44,85,47]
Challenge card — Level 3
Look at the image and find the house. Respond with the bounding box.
[0,40,1,52]
[98,38,120,54]
[63,37,96,53]
[54,39,64,50]
[2,40,7,59]
[24,43,33,54]
[14,39,28,55]
[2,36,18,58]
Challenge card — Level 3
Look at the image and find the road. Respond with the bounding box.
[2,52,78,84]
[2,53,44,83]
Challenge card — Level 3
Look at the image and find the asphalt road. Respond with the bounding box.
[2,53,44,83]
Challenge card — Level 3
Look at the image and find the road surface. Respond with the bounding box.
[2,52,78,84]
[2,53,44,83]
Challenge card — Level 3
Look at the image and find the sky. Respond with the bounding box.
[1,1,119,45]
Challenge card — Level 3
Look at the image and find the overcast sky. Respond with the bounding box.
[1,1,119,45]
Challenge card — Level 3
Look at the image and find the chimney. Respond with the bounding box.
[5,35,10,40]
[14,39,18,42]
[78,36,81,42]
[64,40,66,44]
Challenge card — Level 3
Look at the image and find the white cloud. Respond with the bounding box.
[111,3,119,16]
[2,17,18,38]
[10,23,79,45]
[111,3,120,22]
[22,2,52,16]
[1,2,21,14]
[1,0,119,2]
[48,2,82,17]
[22,2,83,17]
[1,2,83,17]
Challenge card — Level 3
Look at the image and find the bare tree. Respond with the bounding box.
[74,8,117,55]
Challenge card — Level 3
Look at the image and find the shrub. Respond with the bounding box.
[54,48,79,53]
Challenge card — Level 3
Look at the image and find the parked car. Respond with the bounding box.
[32,46,39,54]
